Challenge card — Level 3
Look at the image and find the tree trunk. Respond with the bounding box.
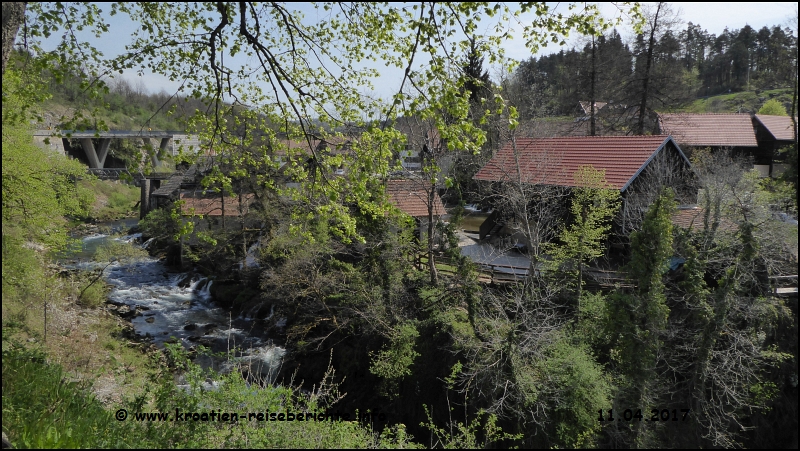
[1,2,25,75]
[428,182,438,286]
[590,35,597,136]
[221,188,226,231]
[637,3,662,136]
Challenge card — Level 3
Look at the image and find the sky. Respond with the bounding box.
[34,2,797,102]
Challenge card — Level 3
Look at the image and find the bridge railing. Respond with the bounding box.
[87,168,132,180]
[86,168,181,181]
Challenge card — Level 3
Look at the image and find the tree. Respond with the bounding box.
[605,188,675,448]
[548,165,620,300]
[483,134,568,278]
[461,37,492,105]
[758,98,788,116]
[629,2,684,134]
[454,283,612,448]
[1,2,25,74]
[9,3,644,245]
[2,68,93,250]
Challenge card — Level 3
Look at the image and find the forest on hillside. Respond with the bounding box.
[506,4,796,131]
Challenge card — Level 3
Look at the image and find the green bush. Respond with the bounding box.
[76,274,109,309]
[2,344,124,448]
[758,98,788,116]
[2,341,419,448]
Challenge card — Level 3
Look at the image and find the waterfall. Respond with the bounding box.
[189,277,207,291]
[117,232,142,243]
[200,280,213,298]
[241,237,262,269]
[244,303,267,321]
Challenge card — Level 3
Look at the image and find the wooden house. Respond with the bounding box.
[658,113,797,178]
[753,114,797,177]
[386,179,448,241]
[473,135,695,242]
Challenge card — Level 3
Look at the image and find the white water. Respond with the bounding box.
[69,232,285,384]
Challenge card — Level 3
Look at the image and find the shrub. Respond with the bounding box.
[758,98,788,116]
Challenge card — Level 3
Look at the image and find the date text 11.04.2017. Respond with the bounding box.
[598,409,691,422]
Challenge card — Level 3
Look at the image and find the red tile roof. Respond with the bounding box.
[386,179,447,218]
[473,135,680,191]
[179,191,255,216]
[672,207,705,230]
[754,114,797,141]
[658,113,758,147]
[672,206,737,232]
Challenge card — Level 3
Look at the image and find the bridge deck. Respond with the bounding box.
[34,130,188,139]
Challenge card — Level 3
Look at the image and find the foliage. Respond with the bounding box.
[139,201,191,243]
[369,321,420,399]
[80,179,140,221]
[3,71,94,250]
[421,404,519,449]
[510,18,797,120]
[2,343,123,448]
[1,340,420,449]
[15,2,644,245]
[605,189,675,446]
[1,237,50,331]
[539,336,612,448]
[94,239,149,263]
[547,165,620,297]
[6,3,797,449]
[758,98,789,116]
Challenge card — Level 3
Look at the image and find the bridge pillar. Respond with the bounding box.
[80,138,101,168]
[140,178,151,219]
[142,137,170,167]
[96,138,112,167]
[160,137,171,155]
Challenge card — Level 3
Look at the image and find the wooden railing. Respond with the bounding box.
[416,253,533,284]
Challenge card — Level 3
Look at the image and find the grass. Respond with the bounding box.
[3,326,420,448]
[80,178,140,221]
[2,344,125,448]
[676,87,793,114]
[2,239,160,409]
[419,256,459,275]
[2,238,421,448]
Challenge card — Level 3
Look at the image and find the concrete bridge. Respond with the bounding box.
[32,130,200,169]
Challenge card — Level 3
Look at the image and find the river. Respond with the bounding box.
[61,219,286,385]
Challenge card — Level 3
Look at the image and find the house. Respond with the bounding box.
[179,191,256,217]
[658,113,797,177]
[473,135,695,240]
[578,101,608,116]
[386,179,448,240]
[753,114,797,177]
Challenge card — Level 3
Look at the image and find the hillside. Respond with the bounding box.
[676,87,795,114]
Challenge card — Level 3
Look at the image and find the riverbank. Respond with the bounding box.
[2,233,414,448]
[2,244,163,408]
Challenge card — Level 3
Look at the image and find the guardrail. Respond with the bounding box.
[86,168,132,180]
[416,254,533,284]
[86,168,180,181]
